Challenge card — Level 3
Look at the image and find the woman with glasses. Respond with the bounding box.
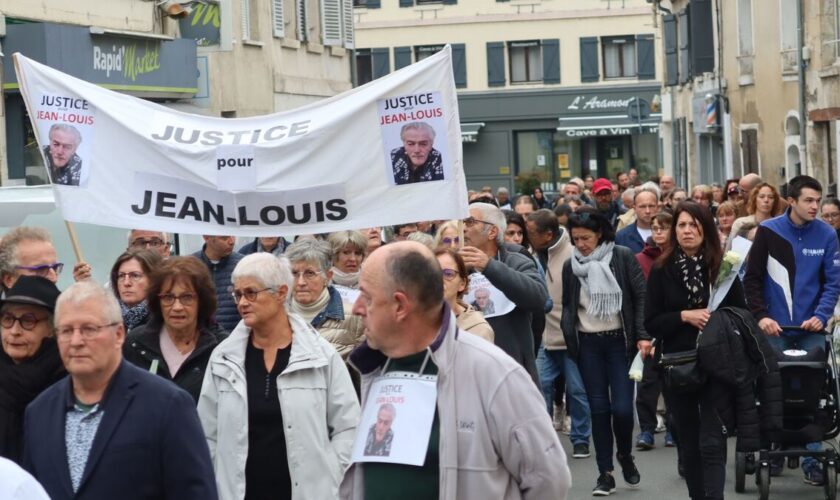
[286,238,364,359]
[123,256,226,402]
[729,182,785,242]
[0,276,64,463]
[434,247,494,342]
[561,206,649,495]
[327,230,368,290]
[636,212,673,280]
[434,220,461,248]
[198,252,359,500]
[109,249,162,331]
[821,199,840,242]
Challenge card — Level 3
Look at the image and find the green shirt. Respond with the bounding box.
[363,351,440,500]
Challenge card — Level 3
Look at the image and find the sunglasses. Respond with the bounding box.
[15,262,64,277]
[442,236,460,246]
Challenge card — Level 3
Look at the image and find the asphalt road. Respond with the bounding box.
[560,431,839,499]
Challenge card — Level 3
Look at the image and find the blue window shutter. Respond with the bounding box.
[372,48,390,79]
[452,43,467,88]
[580,37,599,82]
[690,0,715,75]
[542,38,560,84]
[442,0,457,4]
[394,46,412,70]
[678,7,691,83]
[636,34,655,80]
[366,0,380,7]
[664,14,678,86]
[486,41,506,87]
[399,0,413,7]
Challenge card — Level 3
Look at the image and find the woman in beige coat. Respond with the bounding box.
[434,247,494,342]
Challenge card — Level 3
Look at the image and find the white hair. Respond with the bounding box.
[232,253,294,292]
[621,188,636,204]
[55,281,122,326]
[126,229,172,246]
[48,123,82,145]
[470,202,506,245]
[400,121,435,142]
[635,181,661,202]
[286,238,333,273]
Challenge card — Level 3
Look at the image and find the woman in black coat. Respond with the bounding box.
[561,207,650,495]
[645,201,747,500]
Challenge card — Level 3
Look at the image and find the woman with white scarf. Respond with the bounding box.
[327,230,368,289]
[560,206,650,496]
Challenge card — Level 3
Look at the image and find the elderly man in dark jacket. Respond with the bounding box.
[192,235,243,331]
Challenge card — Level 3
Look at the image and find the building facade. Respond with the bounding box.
[0,0,354,186]
[354,0,664,193]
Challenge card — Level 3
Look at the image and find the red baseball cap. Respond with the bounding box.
[592,178,613,194]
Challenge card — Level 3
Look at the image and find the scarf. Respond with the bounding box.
[331,267,360,288]
[121,300,150,331]
[571,242,622,319]
[289,288,331,324]
[675,248,708,308]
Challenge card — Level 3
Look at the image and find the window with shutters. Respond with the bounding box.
[663,15,678,86]
[353,0,378,6]
[779,0,797,73]
[740,128,759,175]
[508,41,542,83]
[297,0,308,41]
[322,0,342,46]
[602,36,636,78]
[737,0,753,78]
[415,44,445,62]
[356,49,373,85]
[241,0,260,41]
[272,0,285,38]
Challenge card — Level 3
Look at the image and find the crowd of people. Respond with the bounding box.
[0,168,839,499]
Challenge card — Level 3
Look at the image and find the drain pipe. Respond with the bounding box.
[796,0,807,176]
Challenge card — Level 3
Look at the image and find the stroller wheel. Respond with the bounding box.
[758,462,771,500]
[735,452,747,493]
[824,461,837,500]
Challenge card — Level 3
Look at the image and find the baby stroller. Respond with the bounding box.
[734,327,840,500]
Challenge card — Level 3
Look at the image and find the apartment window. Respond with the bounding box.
[602,36,636,78]
[241,0,259,41]
[737,0,754,77]
[415,44,444,62]
[353,0,380,7]
[509,41,542,83]
[780,0,797,73]
[356,49,373,85]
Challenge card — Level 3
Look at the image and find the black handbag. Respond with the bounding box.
[660,349,706,394]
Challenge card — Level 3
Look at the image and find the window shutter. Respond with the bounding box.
[366,0,380,7]
[636,34,655,80]
[297,0,307,41]
[678,8,691,83]
[372,48,390,79]
[322,0,342,46]
[394,46,412,69]
[272,0,285,38]
[452,43,467,88]
[690,0,715,75]
[542,38,560,84]
[580,37,599,82]
[664,14,678,86]
[399,0,413,7]
[342,0,354,48]
[241,0,251,40]
[442,0,457,4]
[486,41,506,87]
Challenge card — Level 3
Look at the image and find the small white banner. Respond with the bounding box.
[463,272,516,319]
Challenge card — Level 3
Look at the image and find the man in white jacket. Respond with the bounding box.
[341,241,570,500]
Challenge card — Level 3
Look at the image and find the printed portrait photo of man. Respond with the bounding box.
[44,123,83,186]
[390,121,444,185]
[471,287,495,315]
[364,403,396,457]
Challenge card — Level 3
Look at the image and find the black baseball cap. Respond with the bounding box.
[0,275,61,312]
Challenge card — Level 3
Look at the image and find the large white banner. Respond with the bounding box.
[13,47,468,236]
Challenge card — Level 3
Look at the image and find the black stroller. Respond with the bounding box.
[734,327,840,500]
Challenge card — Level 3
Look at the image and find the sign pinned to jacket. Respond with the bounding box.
[13,46,468,236]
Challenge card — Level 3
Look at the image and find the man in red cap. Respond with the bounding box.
[591,178,624,228]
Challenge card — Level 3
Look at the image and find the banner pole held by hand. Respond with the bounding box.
[64,220,85,262]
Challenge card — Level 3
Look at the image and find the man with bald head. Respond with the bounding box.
[343,242,570,500]
[737,173,763,216]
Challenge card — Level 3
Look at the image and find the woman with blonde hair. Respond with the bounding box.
[729,182,784,240]
[716,201,738,249]
[434,220,461,248]
[326,230,367,289]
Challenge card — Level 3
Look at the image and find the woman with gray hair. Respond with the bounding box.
[327,230,367,289]
[198,252,360,500]
[286,238,364,359]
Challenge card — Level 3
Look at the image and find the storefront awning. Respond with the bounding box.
[557,114,661,138]
[461,122,485,143]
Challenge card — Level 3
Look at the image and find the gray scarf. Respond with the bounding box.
[571,242,622,319]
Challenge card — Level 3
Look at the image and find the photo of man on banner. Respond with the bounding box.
[390,121,443,185]
[364,403,396,457]
[44,123,83,186]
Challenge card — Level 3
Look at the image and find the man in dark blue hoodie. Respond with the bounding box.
[744,175,840,486]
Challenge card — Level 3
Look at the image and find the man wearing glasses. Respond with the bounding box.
[22,281,217,499]
[127,230,172,258]
[459,202,548,385]
[0,227,63,295]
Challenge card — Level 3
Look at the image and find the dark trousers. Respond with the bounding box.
[578,333,635,473]
[636,355,674,434]
[667,383,728,500]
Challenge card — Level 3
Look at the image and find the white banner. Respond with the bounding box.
[13,47,468,236]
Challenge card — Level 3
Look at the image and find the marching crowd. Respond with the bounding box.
[0,168,839,500]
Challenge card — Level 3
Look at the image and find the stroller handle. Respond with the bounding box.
[779,325,830,336]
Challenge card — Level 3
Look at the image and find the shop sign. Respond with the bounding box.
[92,42,162,82]
[563,125,659,137]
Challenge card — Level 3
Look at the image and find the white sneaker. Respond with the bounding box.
[561,416,572,435]
[655,414,666,433]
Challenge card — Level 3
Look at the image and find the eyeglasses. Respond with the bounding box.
[231,287,273,303]
[1,312,48,331]
[56,323,118,341]
[463,217,494,228]
[823,212,840,220]
[159,293,197,306]
[651,225,671,234]
[442,237,460,246]
[442,269,459,280]
[117,271,144,283]
[129,238,168,249]
[15,262,64,277]
[292,270,322,281]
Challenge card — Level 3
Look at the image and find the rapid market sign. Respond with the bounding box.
[13,47,468,236]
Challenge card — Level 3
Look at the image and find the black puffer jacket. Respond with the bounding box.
[698,307,782,451]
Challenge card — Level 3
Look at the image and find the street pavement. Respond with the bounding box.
[560,431,838,499]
